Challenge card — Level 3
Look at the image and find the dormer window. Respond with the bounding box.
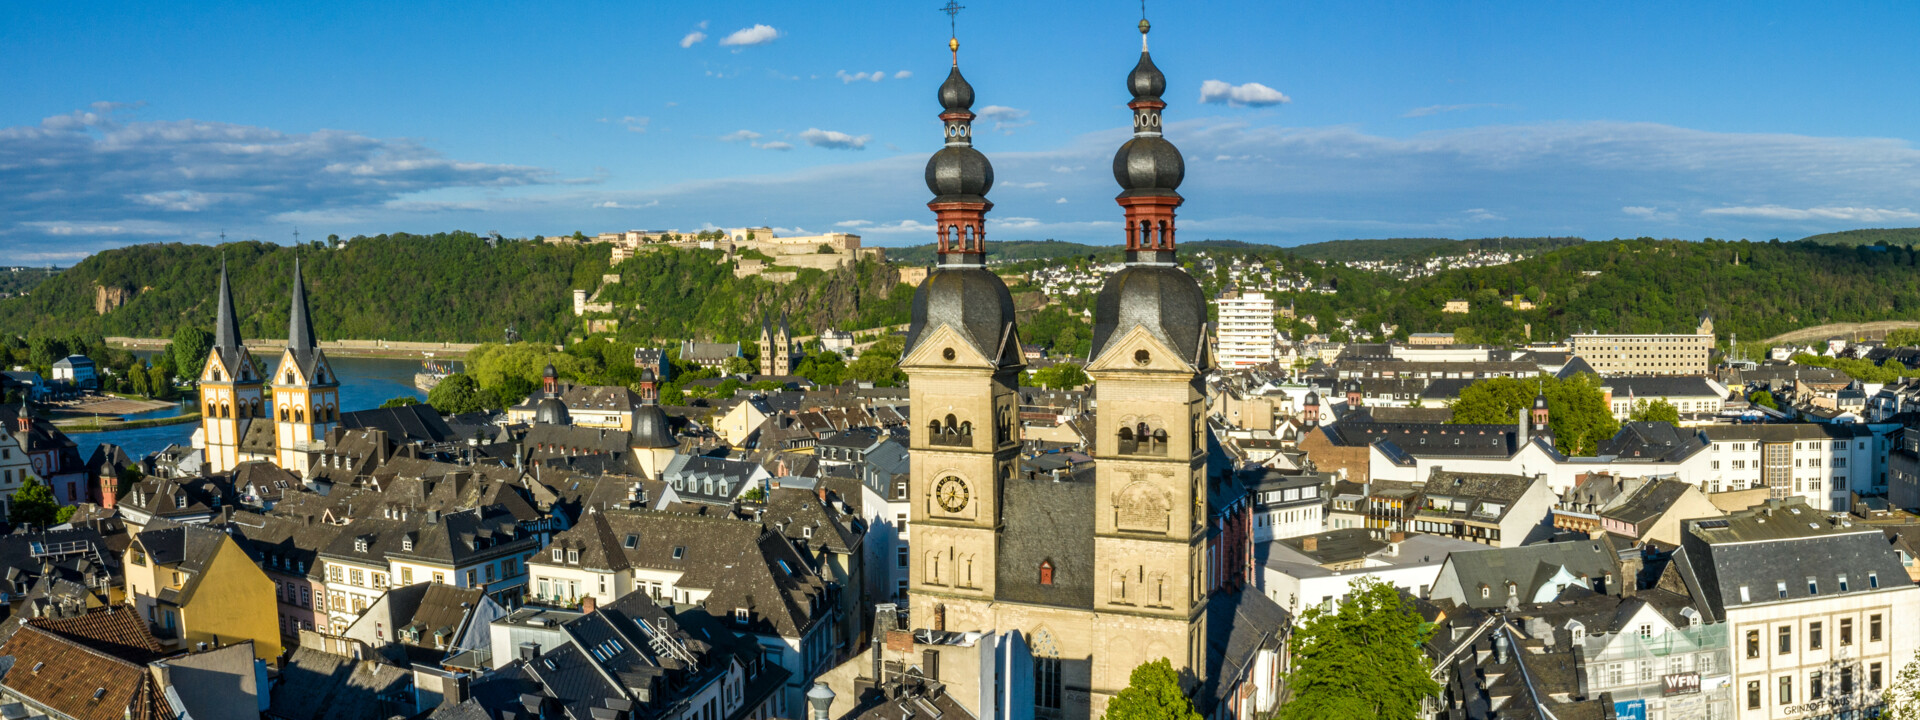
[1838,575,1849,592]
[402,537,414,551]
[174,494,186,509]
[354,537,369,552]
[1039,560,1054,586]
[551,548,562,561]
[566,549,579,564]
[734,608,749,624]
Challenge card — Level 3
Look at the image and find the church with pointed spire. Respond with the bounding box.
[195,259,339,476]
[898,16,1243,719]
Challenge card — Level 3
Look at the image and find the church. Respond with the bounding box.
[893,15,1277,720]
[198,259,340,476]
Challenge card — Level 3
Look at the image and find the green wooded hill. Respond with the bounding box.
[0,233,595,343]
[887,239,1108,265]
[1282,236,1586,263]
[1284,237,1920,346]
[0,233,917,348]
[1798,228,1920,247]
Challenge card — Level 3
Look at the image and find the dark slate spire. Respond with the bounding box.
[213,259,243,356]
[287,257,317,356]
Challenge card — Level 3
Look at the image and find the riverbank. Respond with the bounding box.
[56,412,201,433]
[106,336,477,359]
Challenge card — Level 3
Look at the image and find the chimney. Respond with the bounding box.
[580,595,597,614]
[1516,406,1529,448]
[1302,535,1319,552]
[816,485,828,504]
[922,649,940,681]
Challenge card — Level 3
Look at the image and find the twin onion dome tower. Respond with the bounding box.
[903,16,1208,371]
[900,14,1218,715]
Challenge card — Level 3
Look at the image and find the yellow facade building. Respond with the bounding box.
[125,523,283,663]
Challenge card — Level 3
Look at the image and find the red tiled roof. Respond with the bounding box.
[0,625,174,720]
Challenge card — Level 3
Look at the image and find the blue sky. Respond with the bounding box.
[4,1,1920,264]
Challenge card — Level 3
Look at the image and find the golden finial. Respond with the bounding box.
[950,37,959,52]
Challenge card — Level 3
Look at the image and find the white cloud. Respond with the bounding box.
[1199,80,1291,107]
[1701,205,1920,222]
[1009,181,1048,189]
[679,31,706,48]
[1050,165,1084,174]
[1463,208,1505,222]
[1056,197,1069,204]
[1404,103,1506,118]
[757,141,794,151]
[836,70,886,84]
[894,70,913,79]
[621,116,650,133]
[719,129,762,143]
[799,128,870,150]
[593,200,659,209]
[976,105,1033,133]
[835,220,872,227]
[719,24,780,47]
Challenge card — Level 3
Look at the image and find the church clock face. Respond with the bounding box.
[936,476,970,513]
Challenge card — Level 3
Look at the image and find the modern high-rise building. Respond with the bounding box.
[1216,290,1275,368]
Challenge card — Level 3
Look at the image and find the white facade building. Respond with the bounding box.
[1216,291,1277,369]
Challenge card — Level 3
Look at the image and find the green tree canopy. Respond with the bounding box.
[847,335,907,387]
[1448,374,1618,455]
[1628,398,1679,424]
[379,396,421,408]
[1280,575,1441,720]
[9,477,59,528]
[1027,362,1091,390]
[169,325,213,382]
[1749,389,1779,410]
[426,373,503,415]
[795,351,847,387]
[1102,658,1201,720]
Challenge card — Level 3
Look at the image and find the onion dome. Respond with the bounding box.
[534,396,570,425]
[633,404,675,448]
[904,269,1020,363]
[1112,40,1184,197]
[1089,265,1208,365]
[925,66,994,206]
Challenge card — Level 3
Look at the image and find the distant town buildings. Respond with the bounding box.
[1216,290,1277,368]
[1571,315,1717,376]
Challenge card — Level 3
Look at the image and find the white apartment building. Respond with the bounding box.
[1683,499,1919,720]
[1217,291,1277,368]
[1699,424,1890,511]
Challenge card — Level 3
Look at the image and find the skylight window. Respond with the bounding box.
[672,547,685,560]
[1777,581,1788,599]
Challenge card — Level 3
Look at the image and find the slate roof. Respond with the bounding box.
[266,647,411,720]
[994,463,1095,609]
[1599,477,1700,529]
[1323,422,1517,457]
[1602,375,1722,398]
[228,510,337,580]
[1198,589,1291,717]
[1442,540,1624,610]
[1682,497,1912,620]
[660,454,764,505]
[1596,422,1708,461]
[339,403,457,444]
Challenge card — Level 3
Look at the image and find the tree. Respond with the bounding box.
[724,355,757,376]
[1448,374,1618,456]
[1886,655,1920,720]
[426,373,502,415]
[847,335,907,387]
[9,477,59,528]
[1749,389,1779,410]
[1028,362,1091,390]
[1885,328,1920,348]
[1102,658,1201,720]
[795,352,847,387]
[170,325,214,383]
[146,364,173,400]
[1628,398,1679,423]
[379,396,421,408]
[1279,575,1441,720]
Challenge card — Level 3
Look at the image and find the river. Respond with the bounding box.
[70,356,430,459]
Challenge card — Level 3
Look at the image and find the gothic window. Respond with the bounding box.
[1033,630,1062,710]
[221,402,231,419]
[1038,560,1053,586]
[294,407,304,423]
[279,407,288,422]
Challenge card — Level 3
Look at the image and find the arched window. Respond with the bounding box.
[1157,220,1171,249]
[959,421,972,436]
[294,407,304,423]
[928,420,942,436]
[945,414,958,431]
[1038,560,1054,586]
[279,407,289,422]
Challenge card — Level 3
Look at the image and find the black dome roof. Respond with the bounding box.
[1128,51,1166,102]
[633,404,675,448]
[927,146,994,202]
[1113,136,1184,193]
[904,266,1019,364]
[534,396,570,425]
[1089,265,1208,366]
[939,66,975,112]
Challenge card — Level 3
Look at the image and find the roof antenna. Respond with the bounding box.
[940,0,965,65]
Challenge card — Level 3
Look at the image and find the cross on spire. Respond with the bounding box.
[940,0,965,63]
